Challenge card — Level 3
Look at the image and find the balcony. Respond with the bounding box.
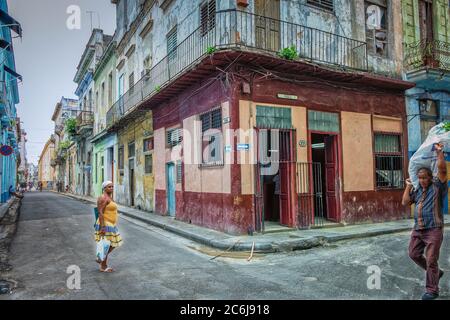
[404,40,450,90]
[106,9,368,129]
[76,110,94,136]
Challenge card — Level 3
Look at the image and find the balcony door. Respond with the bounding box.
[255,0,280,52]
[419,0,433,42]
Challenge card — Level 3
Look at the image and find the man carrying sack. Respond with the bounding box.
[402,143,447,300]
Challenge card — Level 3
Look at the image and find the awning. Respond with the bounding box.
[0,9,22,37]
[4,65,22,81]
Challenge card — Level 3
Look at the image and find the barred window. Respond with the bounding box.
[200,0,216,36]
[201,108,223,165]
[307,0,334,12]
[145,154,153,174]
[176,160,182,183]
[167,128,182,148]
[374,133,404,189]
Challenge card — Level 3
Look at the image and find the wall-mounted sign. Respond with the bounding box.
[224,145,232,153]
[0,145,13,156]
[277,93,298,100]
[237,143,250,151]
[223,117,231,124]
[299,140,307,148]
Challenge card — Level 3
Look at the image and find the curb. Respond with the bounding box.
[57,191,448,253]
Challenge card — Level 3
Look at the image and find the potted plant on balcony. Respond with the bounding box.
[278,46,299,61]
[65,118,77,140]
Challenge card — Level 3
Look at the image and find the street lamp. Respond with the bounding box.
[417,91,434,114]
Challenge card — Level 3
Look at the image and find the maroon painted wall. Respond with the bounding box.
[152,63,412,234]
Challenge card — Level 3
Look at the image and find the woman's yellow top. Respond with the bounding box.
[103,200,118,225]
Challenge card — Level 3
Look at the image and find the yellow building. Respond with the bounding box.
[115,111,154,211]
[38,137,55,190]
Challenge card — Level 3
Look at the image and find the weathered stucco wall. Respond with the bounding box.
[115,111,154,211]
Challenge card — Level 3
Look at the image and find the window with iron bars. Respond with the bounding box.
[166,128,182,148]
[201,108,223,165]
[200,0,216,37]
[374,133,404,189]
[307,0,334,12]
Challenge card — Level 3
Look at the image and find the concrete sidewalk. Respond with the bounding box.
[57,191,450,253]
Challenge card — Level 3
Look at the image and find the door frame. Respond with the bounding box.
[166,162,176,217]
[129,158,135,207]
[308,130,343,223]
[254,128,297,231]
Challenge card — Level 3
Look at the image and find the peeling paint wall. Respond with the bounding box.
[115,111,154,211]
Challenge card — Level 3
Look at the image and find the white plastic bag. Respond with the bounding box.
[408,122,450,190]
[96,237,111,262]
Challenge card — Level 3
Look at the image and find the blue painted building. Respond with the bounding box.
[0,0,21,202]
[402,0,450,213]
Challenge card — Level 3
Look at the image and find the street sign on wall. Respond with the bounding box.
[0,145,13,156]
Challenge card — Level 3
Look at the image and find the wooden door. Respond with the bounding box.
[129,159,135,207]
[255,0,280,52]
[324,136,339,222]
[279,130,293,226]
[166,163,176,216]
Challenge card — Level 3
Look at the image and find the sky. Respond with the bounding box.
[9,0,116,165]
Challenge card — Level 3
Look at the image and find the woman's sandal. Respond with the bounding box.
[100,267,114,273]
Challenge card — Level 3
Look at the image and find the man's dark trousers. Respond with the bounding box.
[408,227,444,294]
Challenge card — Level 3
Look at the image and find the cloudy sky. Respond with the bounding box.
[9,0,116,164]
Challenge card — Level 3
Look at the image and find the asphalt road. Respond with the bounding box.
[2,191,450,300]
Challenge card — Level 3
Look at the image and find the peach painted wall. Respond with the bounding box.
[239,100,308,195]
[183,102,231,194]
[341,111,374,192]
[373,115,402,133]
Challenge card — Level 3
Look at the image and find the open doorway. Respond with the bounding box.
[310,133,340,223]
[257,129,295,230]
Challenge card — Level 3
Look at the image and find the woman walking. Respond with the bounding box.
[95,181,123,272]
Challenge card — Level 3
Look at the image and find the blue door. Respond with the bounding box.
[166,163,176,216]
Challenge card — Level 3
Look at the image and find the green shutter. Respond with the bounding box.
[308,111,340,133]
[435,0,450,43]
[402,0,419,45]
[256,106,292,129]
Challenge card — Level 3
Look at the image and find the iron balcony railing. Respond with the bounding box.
[106,9,368,128]
[404,40,450,71]
[76,110,94,130]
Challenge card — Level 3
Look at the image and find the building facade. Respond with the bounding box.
[51,97,79,191]
[0,0,21,201]
[38,137,55,190]
[91,39,118,198]
[402,0,450,212]
[103,0,414,234]
[73,29,113,197]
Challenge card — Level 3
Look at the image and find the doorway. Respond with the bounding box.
[166,162,176,217]
[129,158,135,207]
[310,133,340,223]
[419,0,433,43]
[255,0,280,52]
[107,147,114,182]
[256,129,295,230]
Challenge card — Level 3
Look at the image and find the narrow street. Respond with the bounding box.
[1,191,450,300]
